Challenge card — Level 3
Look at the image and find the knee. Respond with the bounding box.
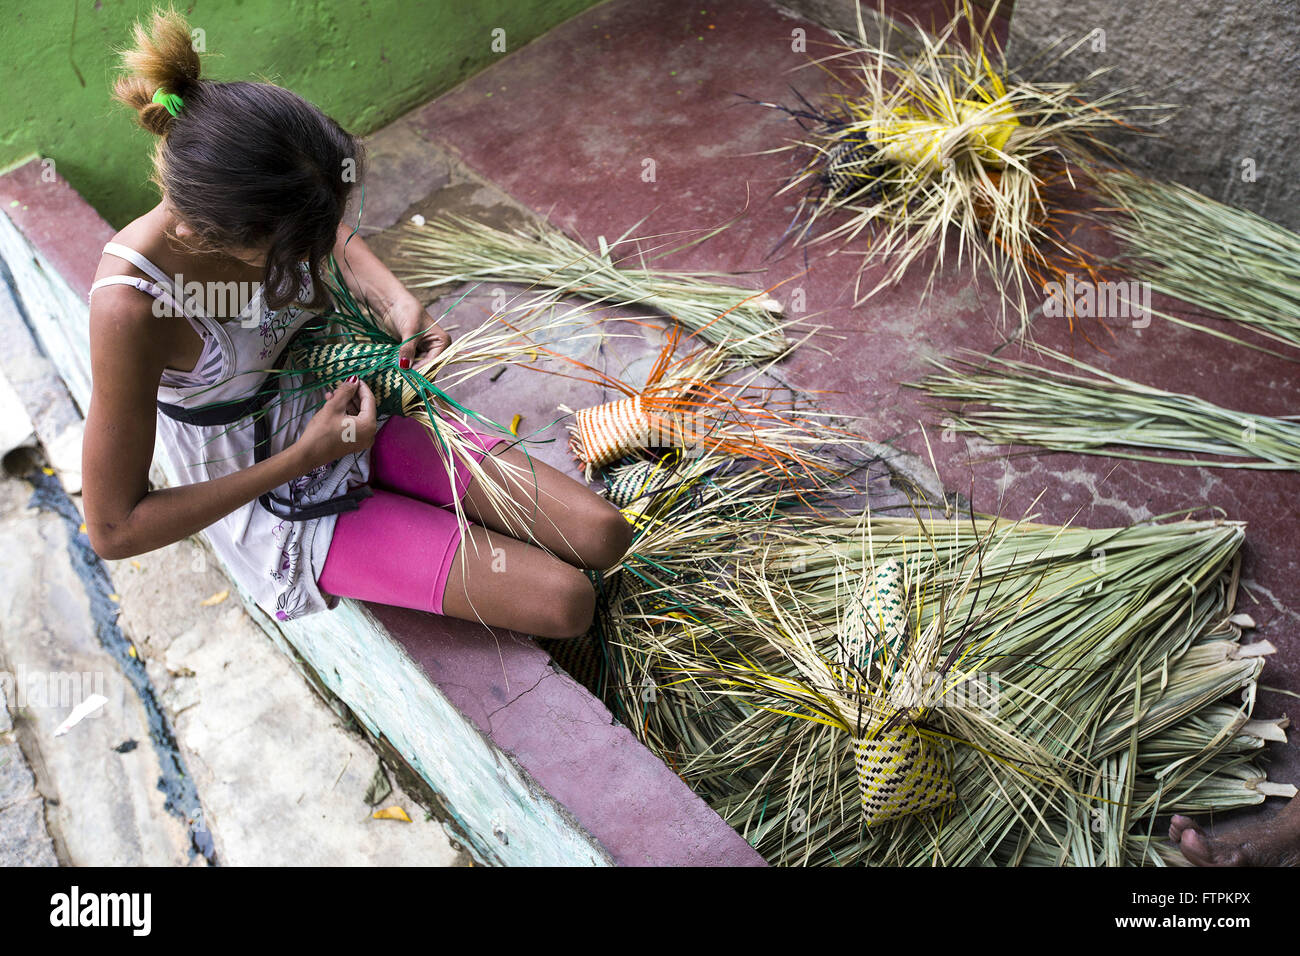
[535,565,596,639]
[577,501,634,572]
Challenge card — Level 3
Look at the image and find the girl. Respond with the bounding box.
[83,9,632,637]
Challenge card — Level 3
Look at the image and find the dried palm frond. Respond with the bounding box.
[601,504,1291,866]
[757,0,1156,325]
[913,347,1300,470]
[583,429,886,706]
[1101,170,1300,353]
[396,214,799,361]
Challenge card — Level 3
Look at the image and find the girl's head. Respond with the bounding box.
[114,8,361,309]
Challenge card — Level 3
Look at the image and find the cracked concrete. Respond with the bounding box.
[0,467,469,866]
[0,683,57,866]
[485,671,551,725]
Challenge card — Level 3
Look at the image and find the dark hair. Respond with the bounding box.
[113,8,361,310]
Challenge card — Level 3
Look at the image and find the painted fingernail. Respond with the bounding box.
[399,357,411,369]
[347,375,359,384]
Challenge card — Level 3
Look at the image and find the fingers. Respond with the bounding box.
[324,376,360,405]
[355,378,377,422]
[398,341,415,370]
[411,332,451,368]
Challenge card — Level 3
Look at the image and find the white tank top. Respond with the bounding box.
[89,241,376,621]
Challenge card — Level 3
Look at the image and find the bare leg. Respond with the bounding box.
[1169,796,1300,866]
[459,444,633,571]
[438,524,598,639]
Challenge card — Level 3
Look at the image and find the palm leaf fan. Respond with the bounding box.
[1100,169,1300,353]
[912,346,1300,470]
[603,509,1292,865]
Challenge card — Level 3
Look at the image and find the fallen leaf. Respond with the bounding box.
[372,806,411,822]
[200,589,230,607]
[53,695,108,736]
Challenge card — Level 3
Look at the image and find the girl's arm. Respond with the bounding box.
[82,287,377,561]
[330,223,449,368]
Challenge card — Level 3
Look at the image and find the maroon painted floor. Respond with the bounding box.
[400,0,1300,817]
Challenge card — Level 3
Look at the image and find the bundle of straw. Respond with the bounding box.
[396,214,796,361]
[1101,170,1300,352]
[602,507,1289,865]
[913,347,1300,470]
[569,441,871,701]
[758,0,1152,321]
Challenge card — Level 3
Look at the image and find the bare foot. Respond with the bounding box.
[1169,796,1300,866]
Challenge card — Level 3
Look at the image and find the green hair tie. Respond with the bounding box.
[151,88,184,117]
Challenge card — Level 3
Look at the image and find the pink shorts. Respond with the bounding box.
[318,415,506,615]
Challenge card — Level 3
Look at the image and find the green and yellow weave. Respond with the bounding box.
[842,559,957,826]
[604,460,677,509]
[290,340,411,416]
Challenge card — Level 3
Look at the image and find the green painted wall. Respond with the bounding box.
[1,0,599,227]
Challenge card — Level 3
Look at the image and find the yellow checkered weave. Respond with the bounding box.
[843,559,957,826]
[853,725,957,827]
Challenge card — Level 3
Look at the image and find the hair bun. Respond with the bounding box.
[113,7,203,135]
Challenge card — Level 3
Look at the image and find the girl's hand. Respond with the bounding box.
[294,377,378,472]
[385,296,451,371]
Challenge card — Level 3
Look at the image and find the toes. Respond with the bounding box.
[1181,828,1245,867]
[1169,814,1201,842]
[1179,828,1215,866]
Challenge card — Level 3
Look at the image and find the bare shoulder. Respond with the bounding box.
[88,278,170,383]
[93,204,171,284]
[90,205,177,368]
[89,278,165,347]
